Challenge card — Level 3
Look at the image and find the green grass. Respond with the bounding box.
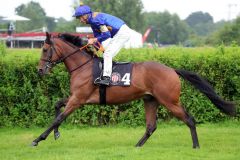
[0,122,240,160]
[1,48,40,63]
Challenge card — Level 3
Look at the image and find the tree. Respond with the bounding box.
[116,0,144,31]
[55,18,78,32]
[15,1,56,32]
[185,11,213,27]
[46,17,57,32]
[185,11,214,36]
[81,0,144,31]
[206,17,240,45]
[15,2,46,32]
[143,11,189,44]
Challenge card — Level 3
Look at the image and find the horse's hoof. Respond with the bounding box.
[135,143,143,147]
[193,145,200,149]
[31,141,38,147]
[54,132,60,140]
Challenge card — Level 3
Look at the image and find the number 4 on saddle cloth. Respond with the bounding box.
[93,57,133,86]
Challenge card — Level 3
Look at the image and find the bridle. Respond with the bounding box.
[41,37,93,73]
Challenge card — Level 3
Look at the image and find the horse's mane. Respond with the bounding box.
[58,33,97,57]
[58,33,85,47]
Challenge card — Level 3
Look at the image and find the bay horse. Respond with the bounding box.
[32,32,236,148]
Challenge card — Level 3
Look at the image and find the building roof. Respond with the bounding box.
[0,32,91,41]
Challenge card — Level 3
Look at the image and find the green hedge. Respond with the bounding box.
[0,41,6,56]
[0,47,239,127]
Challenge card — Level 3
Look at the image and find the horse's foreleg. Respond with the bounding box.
[135,95,158,147]
[54,98,68,140]
[31,97,80,146]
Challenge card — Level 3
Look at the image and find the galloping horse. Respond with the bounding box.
[32,32,236,148]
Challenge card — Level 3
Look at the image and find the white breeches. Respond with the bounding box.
[101,24,131,77]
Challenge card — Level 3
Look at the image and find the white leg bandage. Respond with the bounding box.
[102,24,131,77]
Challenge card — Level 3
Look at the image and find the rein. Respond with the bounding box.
[61,44,93,73]
[56,44,90,65]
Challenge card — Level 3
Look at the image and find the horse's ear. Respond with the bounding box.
[45,32,51,44]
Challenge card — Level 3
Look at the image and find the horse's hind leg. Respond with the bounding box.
[152,71,199,148]
[54,98,68,140]
[184,109,199,148]
[136,95,158,147]
[161,101,200,148]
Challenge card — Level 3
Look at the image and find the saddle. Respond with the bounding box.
[93,57,133,86]
[92,57,133,104]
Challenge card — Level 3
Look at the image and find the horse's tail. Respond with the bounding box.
[175,69,236,116]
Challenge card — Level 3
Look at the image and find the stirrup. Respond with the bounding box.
[94,76,111,86]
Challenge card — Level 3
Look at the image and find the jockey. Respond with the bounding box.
[73,5,131,86]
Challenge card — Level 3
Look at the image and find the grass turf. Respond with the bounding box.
[0,122,239,160]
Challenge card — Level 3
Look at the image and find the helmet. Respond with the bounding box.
[73,5,92,17]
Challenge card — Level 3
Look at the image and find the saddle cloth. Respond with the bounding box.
[93,57,133,86]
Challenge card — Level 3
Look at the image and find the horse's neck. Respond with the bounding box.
[60,44,91,73]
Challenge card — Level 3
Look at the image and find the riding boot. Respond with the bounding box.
[94,76,111,86]
[94,53,112,86]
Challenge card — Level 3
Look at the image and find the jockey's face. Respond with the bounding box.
[78,14,88,24]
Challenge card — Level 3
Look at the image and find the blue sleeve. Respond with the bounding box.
[91,16,111,43]
[96,31,111,43]
[93,30,100,38]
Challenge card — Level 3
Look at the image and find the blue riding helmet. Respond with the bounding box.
[73,5,92,17]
